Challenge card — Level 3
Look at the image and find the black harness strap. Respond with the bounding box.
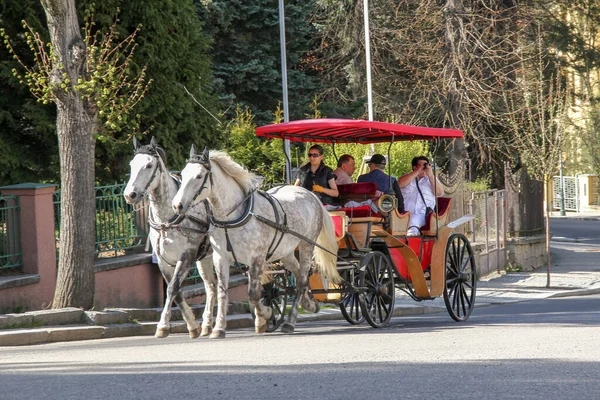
[250,210,339,259]
[256,191,287,260]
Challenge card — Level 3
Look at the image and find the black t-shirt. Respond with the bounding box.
[297,162,336,204]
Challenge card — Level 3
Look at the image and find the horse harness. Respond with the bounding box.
[185,148,339,265]
[136,145,212,263]
[206,187,288,266]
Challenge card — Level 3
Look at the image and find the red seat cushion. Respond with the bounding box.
[421,197,451,230]
[338,182,378,196]
[337,205,382,218]
[330,214,344,238]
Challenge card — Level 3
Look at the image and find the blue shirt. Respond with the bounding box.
[357,169,405,212]
[357,169,393,192]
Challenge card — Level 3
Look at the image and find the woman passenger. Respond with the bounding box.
[294,144,339,207]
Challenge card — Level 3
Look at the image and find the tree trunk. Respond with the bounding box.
[544,176,551,288]
[443,0,467,176]
[41,0,97,309]
[53,100,97,309]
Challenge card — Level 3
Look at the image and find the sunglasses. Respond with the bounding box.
[308,153,321,157]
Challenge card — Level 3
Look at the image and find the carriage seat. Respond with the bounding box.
[420,196,452,235]
[337,182,379,202]
[336,182,382,218]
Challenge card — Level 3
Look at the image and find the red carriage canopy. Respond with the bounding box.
[255,118,463,144]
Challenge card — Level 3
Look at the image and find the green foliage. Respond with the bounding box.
[464,177,490,192]
[89,0,221,178]
[321,141,428,181]
[222,106,286,186]
[0,1,58,185]
[0,0,220,185]
[2,13,151,134]
[198,0,322,125]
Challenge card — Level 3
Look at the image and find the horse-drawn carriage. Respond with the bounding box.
[254,118,477,330]
[125,118,476,339]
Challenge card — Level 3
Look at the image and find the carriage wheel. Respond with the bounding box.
[359,251,395,328]
[251,271,288,332]
[443,233,477,322]
[340,270,364,325]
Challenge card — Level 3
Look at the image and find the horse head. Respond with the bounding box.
[124,136,166,204]
[173,145,212,215]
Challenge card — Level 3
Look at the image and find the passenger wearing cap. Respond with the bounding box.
[294,144,339,207]
[357,154,404,212]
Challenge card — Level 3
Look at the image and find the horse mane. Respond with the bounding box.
[209,150,260,192]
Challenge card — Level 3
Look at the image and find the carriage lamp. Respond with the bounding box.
[377,194,397,213]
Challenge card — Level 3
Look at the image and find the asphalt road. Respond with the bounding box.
[550,218,600,245]
[2,295,599,400]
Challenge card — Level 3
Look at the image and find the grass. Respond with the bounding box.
[505,263,524,273]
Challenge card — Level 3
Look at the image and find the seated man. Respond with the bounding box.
[333,154,356,185]
[357,153,405,212]
[398,156,444,235]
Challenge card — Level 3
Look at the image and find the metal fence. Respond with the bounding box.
[468,189,507,274]
[552,176,578,211]
[0,195,22,273]
[54,184,150,259]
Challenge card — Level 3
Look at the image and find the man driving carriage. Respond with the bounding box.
[398,155,444,236]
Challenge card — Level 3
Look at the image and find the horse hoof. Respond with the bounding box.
[312,302,320,314]
[200,326,212,337]
[255,323,268,334]
[155,328,170,338]
[281,323,295,334]
[209,330,226,339]
[189,326,201,339]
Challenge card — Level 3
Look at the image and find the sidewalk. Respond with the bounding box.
[2,225,600,346]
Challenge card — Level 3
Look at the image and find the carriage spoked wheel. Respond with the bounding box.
[339,270,364,325]
[443,233,477,322]
[250,270,288,332]
[358,251,395,328]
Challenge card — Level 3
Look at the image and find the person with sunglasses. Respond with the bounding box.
[294,144,339,207]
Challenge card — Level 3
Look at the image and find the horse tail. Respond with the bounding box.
[314,206,342,284]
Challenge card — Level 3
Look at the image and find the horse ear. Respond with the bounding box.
[202,146,209,160]
[133,136,140,150]
[150,136,157,147]
[190,144,197,158]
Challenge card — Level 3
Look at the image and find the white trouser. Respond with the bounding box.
[407,213,426,236]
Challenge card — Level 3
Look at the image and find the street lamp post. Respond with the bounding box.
[278,0,292,184]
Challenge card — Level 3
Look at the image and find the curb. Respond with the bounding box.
[2,285,600,346]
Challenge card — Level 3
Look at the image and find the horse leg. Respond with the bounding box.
[172,251,201,339]
[281,244,315,334]
[196,255,216,337]
[156,262,174,338]
[210,252,230,339]
[163,255,200,339]
[248,259,271,334]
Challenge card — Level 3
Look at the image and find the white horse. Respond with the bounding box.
[124,137,217,339]
[172,147,341,338]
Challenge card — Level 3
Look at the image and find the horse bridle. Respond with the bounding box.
[134,147,164,196]
[186,155,214,203]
